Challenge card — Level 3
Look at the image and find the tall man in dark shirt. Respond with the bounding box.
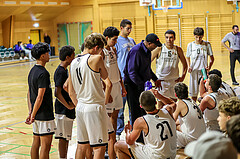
[124,33,162,143]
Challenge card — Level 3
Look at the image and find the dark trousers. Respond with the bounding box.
[15,50,26,57]
[230,50,240,82]
[125,81,146,144]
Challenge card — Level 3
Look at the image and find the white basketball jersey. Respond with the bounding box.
[218,81,236,98]
[179,99,206,139]
[143,108,177,159]
[103,47,120,83]
[70,54,105,105]
[186,41,213,71]
[156,44,179,80]
[203,92,228,131]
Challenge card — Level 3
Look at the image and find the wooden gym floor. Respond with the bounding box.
[0,52,239,159]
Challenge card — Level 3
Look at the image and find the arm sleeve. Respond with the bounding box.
[207,42,213,56]
[127,51,144,85]
[222,33,229,43]
[186,43,192,57]
[38,72,49,88]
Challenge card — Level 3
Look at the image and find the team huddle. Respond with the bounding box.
[26,19,240,159]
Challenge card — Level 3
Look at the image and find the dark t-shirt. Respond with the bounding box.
[54,65,75,119]
[28,65,54,121]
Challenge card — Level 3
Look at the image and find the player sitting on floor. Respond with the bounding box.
[199,74,228,131]
[173,82,206,148]
[114,90,177,159]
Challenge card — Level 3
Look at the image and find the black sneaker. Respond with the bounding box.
[232,82,239,85]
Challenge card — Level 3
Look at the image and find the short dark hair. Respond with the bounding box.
[226,114,240,153]
[31,42,50,59]
[29,40,32,43]
[59,45,75,61]
[174,82,188,99]
[81,43,85,52]
[103,26,120,38]
[232,25,238,29]
[165,30,176,38]
[209,74,222,92]
[139,91,156,112]
[194,27,204,36]
[120,19,132,28]
[208,69,222,78]
[84,33,107,49]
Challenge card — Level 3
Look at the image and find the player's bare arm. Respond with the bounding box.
[151,47,161,61]
[92,55,113,105]
[27,88,46,124]
[199,77,208,97]
[25,90,32,124]
[207,55,214,72]
[173,100,186,121]
[199,96,215,112]
[150,89,176,111]
[176,46,187,82]
[186,57,192,73]
[63,77,69,93]
[68,69,78,106]
[125,118,147,145]
[55,86,75,110]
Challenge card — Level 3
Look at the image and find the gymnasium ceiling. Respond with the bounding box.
[0,6,71,22]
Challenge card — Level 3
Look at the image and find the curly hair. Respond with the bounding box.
[218,97,240,117]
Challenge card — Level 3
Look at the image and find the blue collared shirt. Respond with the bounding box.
[124,40,158,86]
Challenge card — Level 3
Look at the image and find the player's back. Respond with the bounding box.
[219,81,236,98]
[204,92,228,131]
[70,54,105,105]
[180,99,206,139]
[143,108,177,159]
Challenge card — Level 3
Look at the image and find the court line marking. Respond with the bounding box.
[0,121,25,129]
[0,142,57,156]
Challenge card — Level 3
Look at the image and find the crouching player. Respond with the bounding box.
[115,90,177,159]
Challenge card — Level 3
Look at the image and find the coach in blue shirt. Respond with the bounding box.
[124,33,162,143]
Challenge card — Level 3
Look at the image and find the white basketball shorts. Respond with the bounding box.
[105,82,123,113]
[55,114,74,141]
[76,102,113,147]
[33,120,56,136]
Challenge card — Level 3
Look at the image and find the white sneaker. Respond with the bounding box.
[20,57,23,60]
[24,56,28,59]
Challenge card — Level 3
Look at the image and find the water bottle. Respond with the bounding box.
[201,68,208,82]
[144,81,152,91]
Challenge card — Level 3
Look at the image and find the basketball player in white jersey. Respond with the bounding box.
[199,69,236,99]
[102,26,127,159]
[114,90,177,159]
[173,82,206,148]
[152,30,187,104]
[186,27,214,102]
[68,33,112,159]
[199,74,228,131]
